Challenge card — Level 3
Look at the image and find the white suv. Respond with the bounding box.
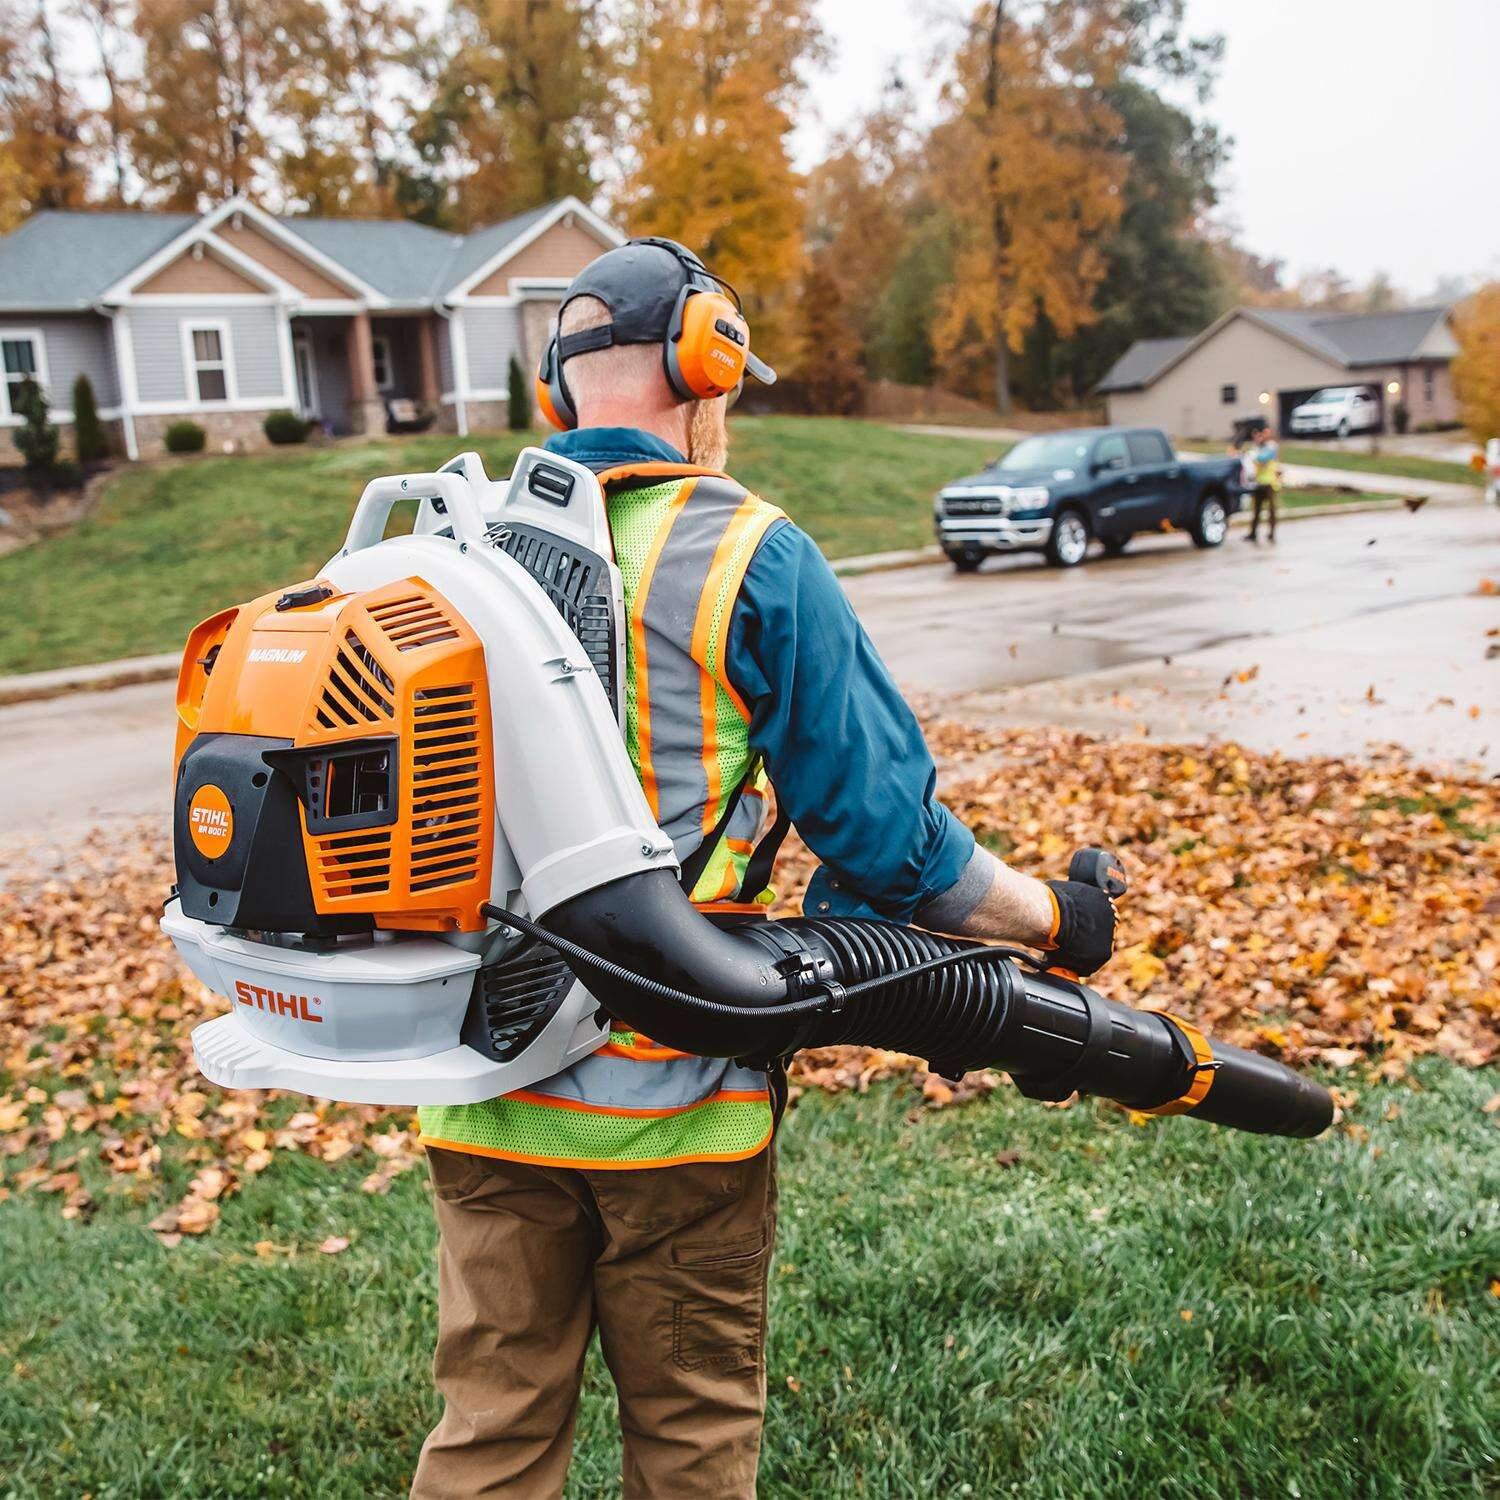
[1289,386,1381,437]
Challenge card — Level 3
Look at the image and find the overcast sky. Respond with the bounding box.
[801,0,1500,297]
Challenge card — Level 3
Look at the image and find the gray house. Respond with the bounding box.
[0,195,623,461]
[1098,304,1461,438]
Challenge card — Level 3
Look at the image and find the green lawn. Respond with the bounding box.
[0,417,995,676]
[1273,445,1482,488]
[2,1062,1495,1498]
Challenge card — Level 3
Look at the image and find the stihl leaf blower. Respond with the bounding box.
[163,449,1332,1138]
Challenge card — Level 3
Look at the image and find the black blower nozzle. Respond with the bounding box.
[489,866,1334,1141]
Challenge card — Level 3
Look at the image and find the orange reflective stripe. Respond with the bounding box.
[420,1128,773,1173]
[631,479,697,817]
[596,461,732,488]
[506,1087,770,1119]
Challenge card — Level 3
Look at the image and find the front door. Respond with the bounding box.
[293,335,320,422]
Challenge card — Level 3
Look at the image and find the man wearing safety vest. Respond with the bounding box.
[411,239,1118,1498]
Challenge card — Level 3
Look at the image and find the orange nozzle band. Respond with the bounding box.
[1137,1011,1217,1116]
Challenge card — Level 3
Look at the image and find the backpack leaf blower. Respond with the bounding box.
[162,449,1332,1139]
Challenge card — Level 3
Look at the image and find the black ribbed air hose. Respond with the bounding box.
[507,871,1332,1138]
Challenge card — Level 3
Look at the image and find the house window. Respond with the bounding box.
[1,331,48,417]
[186,323,233,403]
[371,336,394,392]
[1220,383,1237,405]
[1423,367,1434,403]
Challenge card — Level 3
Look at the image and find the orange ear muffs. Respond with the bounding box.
[535,335,576,430]
[664,286,750,402]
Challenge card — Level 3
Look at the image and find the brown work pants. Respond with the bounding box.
[412,1144,777,1499]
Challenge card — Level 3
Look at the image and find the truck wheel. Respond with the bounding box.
[1046,510,1090,568]
[948,547,983,573]
[1191,493,1229,549]
[1102,534,1131,558]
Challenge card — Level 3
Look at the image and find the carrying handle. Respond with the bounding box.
[340,472,490,556]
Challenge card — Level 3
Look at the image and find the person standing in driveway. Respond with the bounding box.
[1246,424,1281,543]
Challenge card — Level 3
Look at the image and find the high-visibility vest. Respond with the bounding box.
[419,464,787,1168]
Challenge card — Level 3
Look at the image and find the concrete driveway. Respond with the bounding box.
[1,500,1495,865]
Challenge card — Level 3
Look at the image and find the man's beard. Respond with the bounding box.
[686,398,729,470]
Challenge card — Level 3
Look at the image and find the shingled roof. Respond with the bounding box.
[0,211,197,310]
[0,197,614,310]
[1097,304,1457,394]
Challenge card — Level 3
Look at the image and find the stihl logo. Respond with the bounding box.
[187,783,234,858]
[709,348,738,369]
[191,806,228,836]
[248,647,307,664]
[234,979,324,1024]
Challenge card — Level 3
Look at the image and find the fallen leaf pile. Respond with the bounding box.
[2,725,1495,1232]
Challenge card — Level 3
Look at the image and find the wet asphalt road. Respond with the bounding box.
[2,500,1496,863]
[844,502,1498,772]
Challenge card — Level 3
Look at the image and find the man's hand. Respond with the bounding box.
[923,847,1118,977]
[1041,879,1116,977]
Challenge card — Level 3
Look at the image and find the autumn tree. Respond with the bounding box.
[802,73,922,366]
[0,0,92,227]
[66,0,136,206]
[1451,283,1500,441]
[924,1,1135,410]
[409,0,607,228]
[788,261,865,413]
[131,0,328,207]
[614,0,827,364]
[1053,78,1230,401]
[927,0,1223,410]
[276,0,424,216]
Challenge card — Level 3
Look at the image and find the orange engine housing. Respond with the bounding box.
[174,576,494,933]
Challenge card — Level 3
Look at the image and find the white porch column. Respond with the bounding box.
[447,306,471,438]
[107,308,140,461]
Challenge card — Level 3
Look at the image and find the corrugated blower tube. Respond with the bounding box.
[488,856,1333,1139]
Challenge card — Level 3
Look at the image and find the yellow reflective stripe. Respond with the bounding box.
[630,478,696,818]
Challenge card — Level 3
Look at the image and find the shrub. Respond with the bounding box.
[507,354,531,430]
[12,377,60,472]
[164,420,206,454]
[48,459,85,489]
[263,409,311,445]
[72,373,109,463]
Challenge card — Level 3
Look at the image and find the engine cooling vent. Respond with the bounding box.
[408,683,484,893]
[315,630,396,730]
[369,592,462,653]
[460,940,575,1063]
[486,522,620,715]
[315,828,394,899]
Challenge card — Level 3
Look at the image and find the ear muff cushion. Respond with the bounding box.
[535,374,569,430]
[665,288,749,401]
[535,337,575,430]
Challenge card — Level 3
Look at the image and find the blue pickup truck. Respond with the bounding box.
[934,426,1246,571]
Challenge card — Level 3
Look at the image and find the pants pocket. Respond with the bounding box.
[670,1228,770,1374]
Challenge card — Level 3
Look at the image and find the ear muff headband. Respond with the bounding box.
[535,237,776,429]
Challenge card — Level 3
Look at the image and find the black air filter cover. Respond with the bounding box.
[173,732,370,935]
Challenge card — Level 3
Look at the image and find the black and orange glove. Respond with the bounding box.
[1042,880,1116,977]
